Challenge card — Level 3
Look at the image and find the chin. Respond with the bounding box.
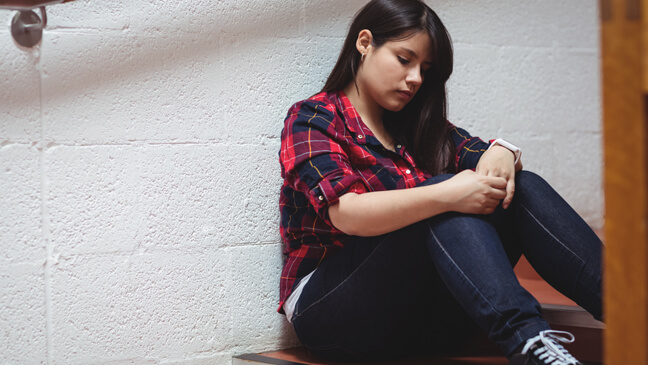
[383,103,407,113]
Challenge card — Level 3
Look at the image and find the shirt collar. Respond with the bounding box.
[332,90,376,145]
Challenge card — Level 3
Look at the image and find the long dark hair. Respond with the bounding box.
[322,0,455,174]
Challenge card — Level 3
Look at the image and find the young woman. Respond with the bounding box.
[278,1,603,364]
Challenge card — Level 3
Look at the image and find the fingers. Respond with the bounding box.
[480,194,504,214]
[502,177,515,209]
[482,174,509,212]
[483,175,508,190]
[452,170,510,214]
[489,187,507,200]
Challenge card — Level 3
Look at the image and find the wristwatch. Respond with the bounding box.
[487,138,521,164]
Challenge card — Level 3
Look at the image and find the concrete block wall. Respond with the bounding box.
[0,0,601,363]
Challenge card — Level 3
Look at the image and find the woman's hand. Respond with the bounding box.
[475,145,522,209]
[440,170,508,215]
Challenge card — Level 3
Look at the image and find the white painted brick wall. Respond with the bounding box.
[0,1,601,363]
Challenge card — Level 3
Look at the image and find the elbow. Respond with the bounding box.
[333,223,367,237]
[330,212,376,237]
[330,212,361,236]
[328,197,365,236]
[328,193,380,237]
[333,224,375,237]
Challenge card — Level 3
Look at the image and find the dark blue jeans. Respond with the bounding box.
[290,171,603,361]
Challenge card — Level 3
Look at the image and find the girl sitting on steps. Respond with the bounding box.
[278,1,603,364]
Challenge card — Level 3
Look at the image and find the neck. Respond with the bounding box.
[343,83,396,151]
[343,82,385,134]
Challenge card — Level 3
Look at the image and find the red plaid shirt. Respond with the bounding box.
[278,91,489,311]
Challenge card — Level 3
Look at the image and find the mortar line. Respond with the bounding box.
[37,46,54,364]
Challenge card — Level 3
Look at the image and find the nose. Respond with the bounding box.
[405,66,423,87]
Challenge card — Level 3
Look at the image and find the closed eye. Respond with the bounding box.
[397,56,410,65]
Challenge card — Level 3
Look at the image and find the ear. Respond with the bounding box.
[355,29,373,57]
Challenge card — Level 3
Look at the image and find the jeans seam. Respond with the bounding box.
[520,203,602,282]
[427,226,506,320]
[428,223,549,354]
[292,235,390,320]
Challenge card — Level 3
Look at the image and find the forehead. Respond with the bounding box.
[384,31,433,62]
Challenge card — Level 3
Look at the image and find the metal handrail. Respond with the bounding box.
[1,0,76,47]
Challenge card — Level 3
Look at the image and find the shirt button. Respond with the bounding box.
[396,144,402,149]
[405,169,411,174]
[318,196,324,201]
[358,135,364,139]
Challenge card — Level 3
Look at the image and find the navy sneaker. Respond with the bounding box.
[509,330,582,365]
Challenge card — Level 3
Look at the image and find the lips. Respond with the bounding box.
[397,90,413,100]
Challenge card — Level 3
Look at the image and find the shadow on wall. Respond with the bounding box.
[5,0,365,107]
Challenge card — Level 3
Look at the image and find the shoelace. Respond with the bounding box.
[521,330,580,365]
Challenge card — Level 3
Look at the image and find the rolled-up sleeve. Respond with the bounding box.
[448,124,490,171]
[280,100,366,223]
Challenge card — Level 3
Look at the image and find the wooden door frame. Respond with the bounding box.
[601,0,648,363]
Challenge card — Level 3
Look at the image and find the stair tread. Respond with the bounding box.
[234,348,508,365]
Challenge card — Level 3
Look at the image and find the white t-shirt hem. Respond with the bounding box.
[283,270,315,324]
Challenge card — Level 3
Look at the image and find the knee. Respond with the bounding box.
[514,170,553,199]
[515,170,546,189]
[425,211,491,237]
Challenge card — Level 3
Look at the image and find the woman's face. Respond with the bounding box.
[356,30,433,112]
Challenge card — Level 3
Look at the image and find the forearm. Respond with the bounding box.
[329,170,509,237]
[328,184,452,237]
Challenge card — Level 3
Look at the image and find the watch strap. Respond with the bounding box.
[487,138,521,164]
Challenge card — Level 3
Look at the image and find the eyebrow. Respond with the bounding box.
[399,47,433,65]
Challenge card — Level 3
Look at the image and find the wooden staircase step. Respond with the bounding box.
[233,347,508,365]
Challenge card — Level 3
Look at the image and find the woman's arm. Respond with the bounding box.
[329,170,508,236]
